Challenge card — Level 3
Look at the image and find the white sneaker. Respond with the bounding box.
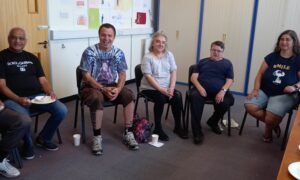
[0,158,20,178]
[123,132,139,150]
[92,135,103,156]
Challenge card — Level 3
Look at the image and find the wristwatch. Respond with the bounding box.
[222,88,227,92]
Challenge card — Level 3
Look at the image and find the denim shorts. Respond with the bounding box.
[245,89,299,117]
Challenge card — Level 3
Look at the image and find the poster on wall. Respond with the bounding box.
[49,0,153,31]
[75,0,88,29]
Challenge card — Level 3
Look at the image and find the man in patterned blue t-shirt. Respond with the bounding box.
[79,23,138,155]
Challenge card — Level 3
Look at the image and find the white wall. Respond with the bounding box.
[248,0,300,93]
[159,0,300,95]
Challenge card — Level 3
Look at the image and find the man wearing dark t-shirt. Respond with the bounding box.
[189,41,234,144]
[0,27,67,159]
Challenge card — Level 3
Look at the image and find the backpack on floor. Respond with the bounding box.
[132,114,153,143]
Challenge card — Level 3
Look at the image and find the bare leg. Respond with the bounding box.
[264,111,282,139]
[124,101,134,127]
[245,104,266,122]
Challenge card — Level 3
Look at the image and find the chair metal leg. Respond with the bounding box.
[80,103,86,144]
[256,119,259,127]
[227,108,231,136]
[165,104,170,120]
[145,98,149,120]
[239,111,248,135]
[34,116,39,133]
[74,97,79,129]
[134,96,140,116]
[113,105,118,124]
[56,129,62,144]
[281,110,293,150]
[185,96,190,133]
[10,148,22,169]
[183,93,189,132]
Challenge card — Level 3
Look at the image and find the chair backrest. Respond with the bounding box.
[135,64,143,93]
[188,64,198,90]
[76,66,83,93]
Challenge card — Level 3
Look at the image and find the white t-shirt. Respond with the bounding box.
[140,51,177,90]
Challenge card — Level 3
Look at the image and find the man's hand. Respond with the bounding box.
[215,90,225,104]
[49,91,57,100]
[17,97,31,107]
[103,87,120,101]
[198,87,207,97]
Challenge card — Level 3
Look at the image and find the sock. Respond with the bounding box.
[93,128,101,136]
[125,126,134,134]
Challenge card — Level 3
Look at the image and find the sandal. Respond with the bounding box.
[263,136,273,143]
[273,125,281,138]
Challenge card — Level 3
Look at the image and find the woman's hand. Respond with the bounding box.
[246,89,259,100]
[283,85,298,94]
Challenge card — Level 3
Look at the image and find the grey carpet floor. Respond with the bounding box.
[8,84,291,180]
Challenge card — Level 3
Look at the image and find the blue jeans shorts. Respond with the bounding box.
[245,89,299,117]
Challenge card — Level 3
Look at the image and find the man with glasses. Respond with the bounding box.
[189,41,234,144]
[0,27,67,159]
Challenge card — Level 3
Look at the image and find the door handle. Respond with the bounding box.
[38,40,48,48]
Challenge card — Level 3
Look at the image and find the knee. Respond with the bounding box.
[265,112,281,126]
[53,102,68,119]
[16,113,31,129]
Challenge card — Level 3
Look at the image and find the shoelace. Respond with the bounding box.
[93,137,102,149]
[126,133,137,145]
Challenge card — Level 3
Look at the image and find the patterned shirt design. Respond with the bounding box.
[80,44,127,85]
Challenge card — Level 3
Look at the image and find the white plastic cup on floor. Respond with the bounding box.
[73,134,81,146]
[151,134,159,144]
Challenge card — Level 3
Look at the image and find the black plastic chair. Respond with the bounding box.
[31,110,62,144]
[239,106,297,150]
[183,64,232,136]
[9,148,22,169]
[74,66,118,143]
[133,64,171,121]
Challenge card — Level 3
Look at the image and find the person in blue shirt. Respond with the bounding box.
[189,41,234,144]
[245,30,300,143]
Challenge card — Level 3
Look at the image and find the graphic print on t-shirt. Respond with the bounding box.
[96,59,113,83]
[7,60,33,72]
[272,69,285,85]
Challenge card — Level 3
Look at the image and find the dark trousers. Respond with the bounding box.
[141,89,183,131]
[189,88,234,137]
[0,109,31,160]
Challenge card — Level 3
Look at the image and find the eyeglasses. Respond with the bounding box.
[210,49,223,53]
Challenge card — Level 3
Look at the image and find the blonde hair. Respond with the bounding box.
[149,31,168,53]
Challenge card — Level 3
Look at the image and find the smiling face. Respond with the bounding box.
[8,28,27,53]
[279,34,294,52]
[98,27,115,51]
[210,44,224,61]
[152,35,167,54]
